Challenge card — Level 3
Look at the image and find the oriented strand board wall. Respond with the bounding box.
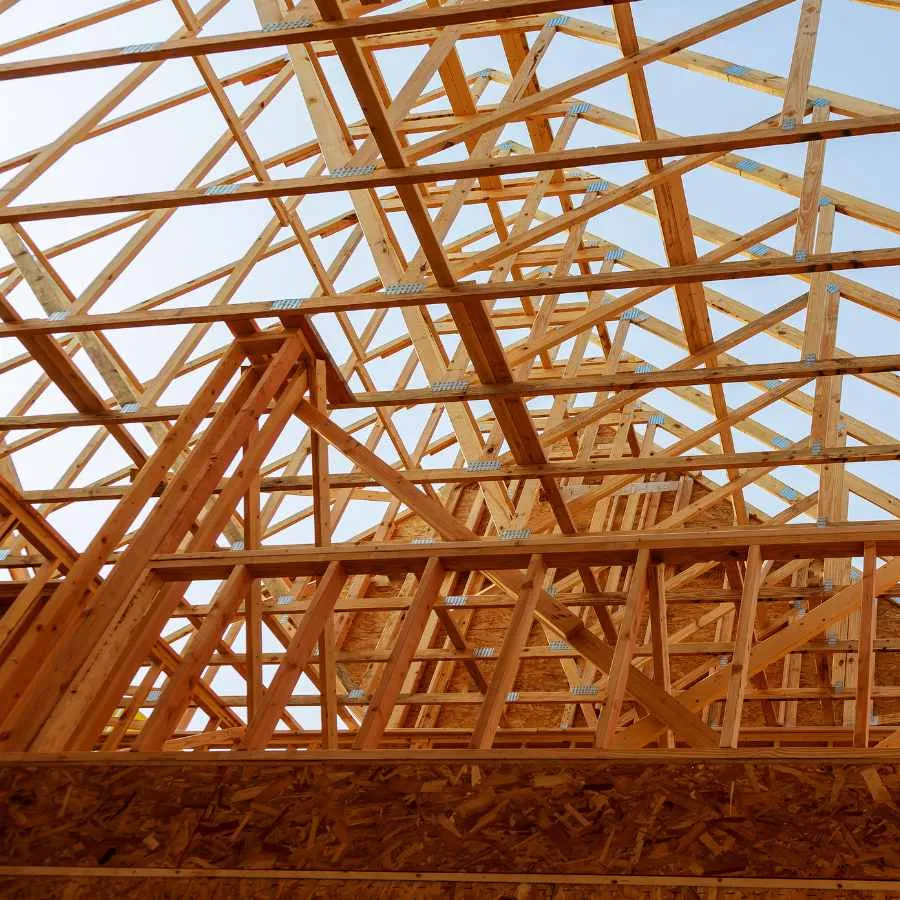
[2,756,900,886]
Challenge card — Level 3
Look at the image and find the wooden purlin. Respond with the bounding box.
[6,112,900,222]
[0,0,897,762]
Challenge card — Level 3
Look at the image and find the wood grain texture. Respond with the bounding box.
[1,756,900,890]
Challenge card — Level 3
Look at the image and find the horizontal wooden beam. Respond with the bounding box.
[1,355,895,430]
[109,727,900,746]
[17,522,892,574]
[136,521,900,580]
[0,249,896,338]
[0,0,631,81]
[15,443,899,502]
[3,582,872,609]
[2,747,900,764]
[122,684,900,708]
[338,354,900,407]
[853,0,900,9]
[3,113,898,223]
[196,639,900,665]
[4,866,900,893]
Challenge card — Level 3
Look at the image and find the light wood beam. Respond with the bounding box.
[242,561,348,750]
[781,0,823,128]
[470,555,545,750]
[719,546,764,747]
[354,557,444,749]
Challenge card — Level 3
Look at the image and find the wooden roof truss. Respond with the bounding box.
[0,0,899,759]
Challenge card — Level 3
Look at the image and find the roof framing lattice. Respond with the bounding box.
[0,0,899,776]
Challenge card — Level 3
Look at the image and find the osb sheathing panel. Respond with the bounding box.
[2,759,900,881]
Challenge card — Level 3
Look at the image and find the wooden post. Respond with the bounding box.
[854,543,877,748]
[720,546,763,748]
